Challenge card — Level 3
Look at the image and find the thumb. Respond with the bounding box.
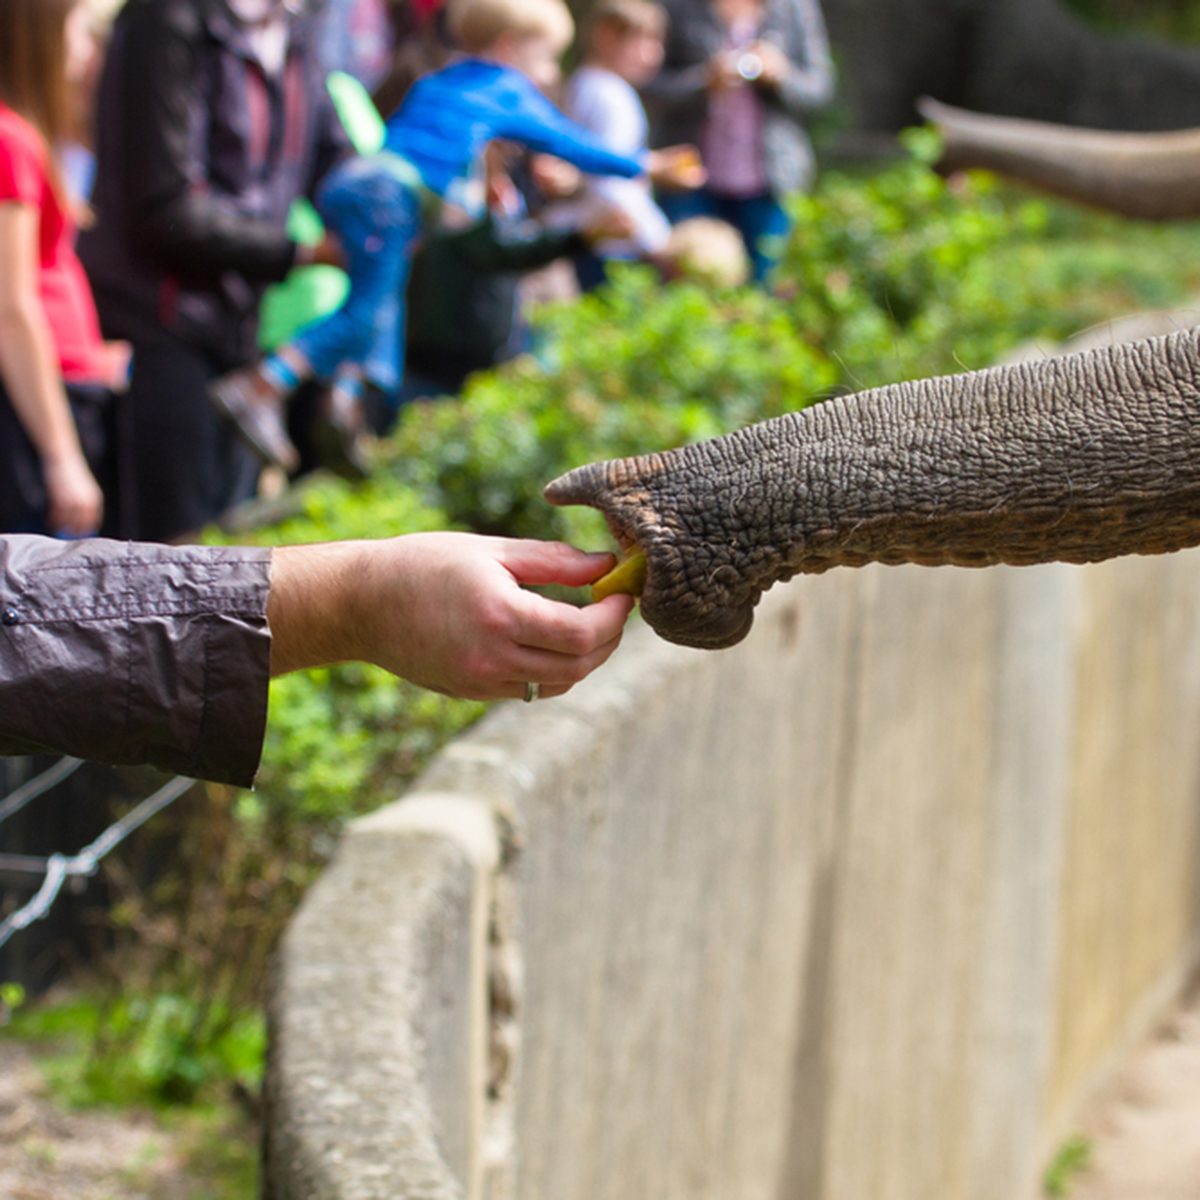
[498,540,617,588]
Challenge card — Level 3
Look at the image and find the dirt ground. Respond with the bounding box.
[0,1040,253,1200]
[3,984,1200,1199]
[1068,980,1200,1200]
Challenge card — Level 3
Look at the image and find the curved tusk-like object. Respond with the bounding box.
[920,95,1200,221]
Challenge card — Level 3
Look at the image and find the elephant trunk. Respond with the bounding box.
[920,97,1200,221]
[546,328,1200,649]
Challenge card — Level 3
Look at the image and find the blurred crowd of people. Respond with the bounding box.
[0,0,834,546]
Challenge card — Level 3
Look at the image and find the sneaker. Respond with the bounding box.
[209,367,300,473]
[311,380,372,481]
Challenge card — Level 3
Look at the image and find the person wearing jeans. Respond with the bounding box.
[207,0,702,474]
[288,152,423,403]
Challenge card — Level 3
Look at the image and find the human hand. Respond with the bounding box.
[530,154,583,200]
[43,451,103,536]
[486,167,521,216]
[750,41,789,87]
[647,145,707,191]
[99,340,132,392]
[708,49,742,92]
[297,231,345,270]
[268,533,636,701]
[582,206,637,246]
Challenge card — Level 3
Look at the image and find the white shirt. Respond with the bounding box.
[226,0,289,76]
[558,65,671,257]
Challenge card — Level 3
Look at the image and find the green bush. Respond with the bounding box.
[383,267,837,544]
[4,990,264,1108]
[780,129,1047,377]
[776,128,1200,385]
[1044,1134,1093,1196]
[1065,0,1200,40]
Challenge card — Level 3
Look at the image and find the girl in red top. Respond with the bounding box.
[0,0,126,535]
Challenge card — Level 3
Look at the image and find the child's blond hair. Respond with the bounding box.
[447,0,575,56]
[586,0,667,43]
[664,218,751,289]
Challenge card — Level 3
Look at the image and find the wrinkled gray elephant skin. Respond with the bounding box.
[546,328,1200,650]
[922,98,1200,221]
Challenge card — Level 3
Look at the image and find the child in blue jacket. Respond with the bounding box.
[210,0,701,473]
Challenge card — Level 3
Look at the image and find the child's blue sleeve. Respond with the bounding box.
[496,75,646,179]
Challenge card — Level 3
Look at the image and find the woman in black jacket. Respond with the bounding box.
[79,0,348,542]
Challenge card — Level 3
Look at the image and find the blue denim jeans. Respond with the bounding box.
[658,187,791,285]
[291,152,424,394]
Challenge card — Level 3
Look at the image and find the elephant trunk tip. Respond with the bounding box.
[543,462,607,509]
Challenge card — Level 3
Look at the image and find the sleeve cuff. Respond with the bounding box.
[0,538,274,787]
[125,546,274,787]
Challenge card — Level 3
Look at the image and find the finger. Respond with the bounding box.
[498,540,618,588]
[530,628,628,686]
[516,619,628,676]
[506,623,627,685]
[509,590,635,655]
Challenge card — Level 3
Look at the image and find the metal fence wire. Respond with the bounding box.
[0,757,84,828]
[0,768,195,952]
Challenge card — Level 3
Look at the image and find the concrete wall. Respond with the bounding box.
[266,549,1200,1200]
[264,800,498,1199]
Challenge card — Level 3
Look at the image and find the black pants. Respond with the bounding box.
[114,338,261,542]
[0,379,113,536]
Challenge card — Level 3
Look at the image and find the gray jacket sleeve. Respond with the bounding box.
[766,0,836,120]
[0,537,273,787]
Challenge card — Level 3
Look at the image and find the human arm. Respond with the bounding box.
[0,537,272,785]
[444,207,599,274]
[753,0,835,117]
[0,534,633,785]
[496,75,647,180]
[115,0,300,280]
[641,38,714,110]
[0,203,102,535]
[268,534,634,701]
[562,69,698,228]
[639,3,716,113]
[528,153,583,201]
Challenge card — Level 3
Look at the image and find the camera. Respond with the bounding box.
[735,51,764,82]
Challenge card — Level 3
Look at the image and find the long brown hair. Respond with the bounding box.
[0,0,76,148]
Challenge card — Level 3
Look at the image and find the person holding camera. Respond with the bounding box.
[645,0,834,283]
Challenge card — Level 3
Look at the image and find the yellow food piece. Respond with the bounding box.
[592,549,647,600]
